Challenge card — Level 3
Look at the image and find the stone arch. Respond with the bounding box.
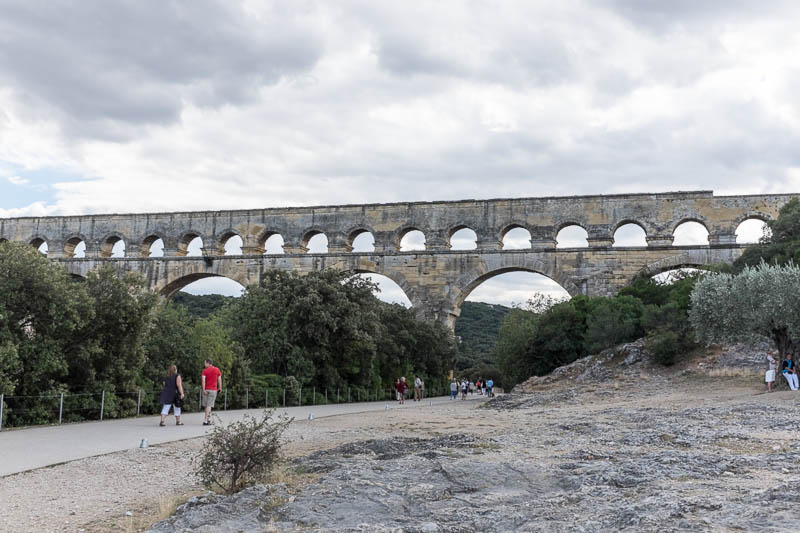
[347,226,375,252]
[29,235,48,255]
[670,216,710,234]
[555,222,589,248]
[63,233,89,258]
[612,220,648,247]
[396,226,426,251]
[160,273,250,298]
[499,222,531,242]
[99,232,127,258]
[732,211,773,227]
[254,229,284,254]
[636,251,718,280]
[302,228,328,253]
[176,230,204,256]
[141,233,167,257]
[352,267,416,306]
[448,224,477,250]
[215,229,243,255]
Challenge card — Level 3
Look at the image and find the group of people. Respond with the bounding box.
[450,377,493,399]
[394,376,425,404]
[158,359,222,426]
[766,352,798,392]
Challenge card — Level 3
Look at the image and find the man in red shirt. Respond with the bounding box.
[201,359,222,425]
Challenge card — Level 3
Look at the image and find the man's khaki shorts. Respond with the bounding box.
[202,389,218,408]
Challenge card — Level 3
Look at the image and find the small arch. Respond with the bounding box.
[264,234,285,255]
[63,234,88,258]
[350,229,375,253]
[303,230,329,253]
[100,233,127,258]
[161,274,246,298]
[613,222,647,247]
[177,231,204,256]
[142,234,165,257]
[216,230,243,255]
[556,224,589,248]
[449,227,477,250]
[30,237,48,256]
[501,226,532,250]
[223,235,243,255]
[399,228,426,251]
[735,218,770,244]
[672,220,709,246]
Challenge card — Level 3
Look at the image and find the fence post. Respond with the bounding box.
[348,388,350,403]
[337,387,339,403]
[325,388,328,404]
[137,390,141,417]
[224,389,228,411]
[357,389,360,402]
[312,387,315,406]
[59,392,64,425]
[265,389,269,408]
[100,391,105,421]
[299,387,302,407]
[199,388,202,410]
[283,388,286,407]
[0,393,4,432]
[245,388,249,409]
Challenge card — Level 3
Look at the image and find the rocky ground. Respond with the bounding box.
[148,345,800,533]
[6,343,800,532]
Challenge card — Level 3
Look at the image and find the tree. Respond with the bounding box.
[583,295,644,354]
[689,262,800,358]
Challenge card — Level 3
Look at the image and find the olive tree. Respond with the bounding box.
[689,262,800,357]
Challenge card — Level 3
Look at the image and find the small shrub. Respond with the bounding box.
[194,409,293,494]
[648,331,680,366]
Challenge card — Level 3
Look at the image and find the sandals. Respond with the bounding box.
[176,421,184,426]
[159,421,165,427]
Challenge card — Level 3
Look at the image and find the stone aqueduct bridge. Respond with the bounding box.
[0,190,794,328]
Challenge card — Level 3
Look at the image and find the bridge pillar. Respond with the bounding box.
[424,230,450,251]
[327,232,352,254]
[709,231,737,245]
[529,226,556,250]
[283,237,307,254]
[373,231,397,253]
[587,226,613,248]
[646,234,674,247]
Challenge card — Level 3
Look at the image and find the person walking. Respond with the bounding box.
[159,365,184,426]
[487,378,494,397]
[414,376,423,401]
[450,379,458,399]
[460,379,467,400]
[396,377,408,404]
[201,359,222,425]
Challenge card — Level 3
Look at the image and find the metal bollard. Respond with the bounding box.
[59,392,64,425]
[137,390,141,417]
[100,391,105,421]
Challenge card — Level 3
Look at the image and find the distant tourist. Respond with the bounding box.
[201,359,222,425]
[450,379,458,399]
[486,378,494,397]
[766,353,777,393]
[782,353,798,391]
[419,378,425,400]
[460,379,468,400]
[414,376,423,401]
[396,377,408,404]
[395,378,402,401]
[476,378,483,395]
[159,364,185,426]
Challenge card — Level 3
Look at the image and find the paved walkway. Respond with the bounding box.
[0,395,483,476]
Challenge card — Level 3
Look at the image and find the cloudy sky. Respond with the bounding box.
[0,1,795,305]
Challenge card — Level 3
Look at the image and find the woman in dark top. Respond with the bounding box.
[159,364,185,426]
[782,353,799,391]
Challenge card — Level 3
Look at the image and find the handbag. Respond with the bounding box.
[173,391,184,408]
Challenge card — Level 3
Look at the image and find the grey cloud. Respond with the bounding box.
[0,1,323,137]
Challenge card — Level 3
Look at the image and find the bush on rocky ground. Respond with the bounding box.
[194,409,292,495]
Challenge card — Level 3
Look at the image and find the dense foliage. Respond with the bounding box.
[690,262,800,358]
[171,292,234,318]
[454,302,510,371]
[493,273,702,388]
[0,243,455,427]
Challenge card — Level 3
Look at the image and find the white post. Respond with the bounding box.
[100,391,105,421]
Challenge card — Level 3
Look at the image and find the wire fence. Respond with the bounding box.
[0,384,449,431]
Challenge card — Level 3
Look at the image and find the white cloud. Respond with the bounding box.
[0,1,797,303]
[7,175,28,186]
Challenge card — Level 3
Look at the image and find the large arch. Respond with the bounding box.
[636,251,721,281]
[63,233,88,258]
[177,231,204,256]
[160,273,247,298]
